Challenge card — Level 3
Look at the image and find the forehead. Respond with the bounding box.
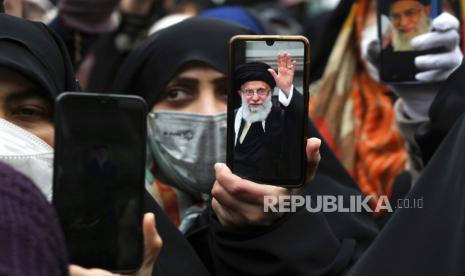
[241,81,271,90]
[0,67,36,95]
[173,64,225,81]
[391,1,424,12]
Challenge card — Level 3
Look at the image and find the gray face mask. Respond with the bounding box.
[147,111,227,198]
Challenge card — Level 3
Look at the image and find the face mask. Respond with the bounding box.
[0,119,53,201]
[147,111,227,198]
[360,25,381,81]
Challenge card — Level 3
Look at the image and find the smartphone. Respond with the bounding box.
[227,35,310,187]
[378,0,442,83]
[53,92,147,273]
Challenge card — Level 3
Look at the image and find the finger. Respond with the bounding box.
[281,51,288,67]
[431,12,459,32]
[415,68,455,82]
[268,68,279,82]
[211,178,260,212]
[306,138,321,182]
[411,29,459,51]
[214,163,287,204]
[277,52,282,69]
[69,265,120,276]
[211,198,245,226]
[291,60,297,72]
[415,48,462,71]
[137,213,162,276]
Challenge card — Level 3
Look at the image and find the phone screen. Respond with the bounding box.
[227,36,309,187]
[378,0,442,82]
[53,93,147,272]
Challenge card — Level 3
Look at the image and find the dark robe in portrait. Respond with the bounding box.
[233,89,304,182]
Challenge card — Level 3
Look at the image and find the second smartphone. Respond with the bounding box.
[53,92,147,273]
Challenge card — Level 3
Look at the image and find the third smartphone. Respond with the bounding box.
[377,0,442,83]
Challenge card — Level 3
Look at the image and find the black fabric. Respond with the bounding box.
[113,17,254,108]
[0,14,78,99]
[234,91,303,181]
[186,172,378,276]
[415,59,465,165]
[347,112,465,275]
[143,192,211,276]
[309,0,357,83]
[48,16,100,69]
[234,61,276,92]
[86,31,128,92]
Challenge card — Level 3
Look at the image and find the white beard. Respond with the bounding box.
[241,95,272,123]
[392,14,431,51]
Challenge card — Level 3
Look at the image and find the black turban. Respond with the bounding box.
[234,61,276,92]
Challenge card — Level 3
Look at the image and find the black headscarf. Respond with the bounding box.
[233,61,276,92]
[347,112,465,275]
[0,14,78,101]
[308,0,356,83]
[113,17,253,108]
[416,59,465,164]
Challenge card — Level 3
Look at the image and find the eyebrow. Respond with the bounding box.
[5,88,50,104]
[167,77,199,87]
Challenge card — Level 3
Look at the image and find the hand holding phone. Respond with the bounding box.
[375,0,462,83]
[68,213,162,276]
[213,137,321,226]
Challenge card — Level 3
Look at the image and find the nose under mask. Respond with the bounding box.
[0,119,53,201]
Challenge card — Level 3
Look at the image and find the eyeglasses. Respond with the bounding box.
[240,88,271,97]
[389,8,423,23]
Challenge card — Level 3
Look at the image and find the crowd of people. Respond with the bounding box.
[1,0,465,275]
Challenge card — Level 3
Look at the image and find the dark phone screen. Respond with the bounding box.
[378,0,442,82]
[227,38,309,187]
[53,93,146,272]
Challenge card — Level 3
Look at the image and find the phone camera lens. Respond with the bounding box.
[266,40,274,46]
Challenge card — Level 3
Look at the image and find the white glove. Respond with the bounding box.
[362,12,463,120]
[412,12,463,82]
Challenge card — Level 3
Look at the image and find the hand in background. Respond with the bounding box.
[3,0,23,18]
[69,212,162,276]
[119,0,154,16]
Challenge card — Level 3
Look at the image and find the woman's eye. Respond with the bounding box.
[11,106,48,121]
[218,89,228,101]
[163,88,194,102]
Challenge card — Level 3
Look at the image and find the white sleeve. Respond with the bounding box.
[278,84,294,107]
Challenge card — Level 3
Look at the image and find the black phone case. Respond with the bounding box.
[53,92,147,273]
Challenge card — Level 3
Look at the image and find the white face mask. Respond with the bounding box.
[0,119,53,201]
